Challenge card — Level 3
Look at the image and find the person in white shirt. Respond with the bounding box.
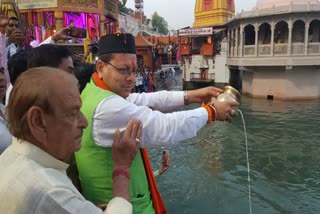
[0,65,11,154]
[1,12,72,104]
[0,67,142,213]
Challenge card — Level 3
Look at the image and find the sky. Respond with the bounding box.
[126,0,257,30]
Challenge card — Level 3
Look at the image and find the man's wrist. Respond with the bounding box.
[183,90,189,105]
[112,168,130,180]
[159,168,164,175]
[51,34,59,43]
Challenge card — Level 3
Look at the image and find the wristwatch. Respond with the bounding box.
[183,91,188,105]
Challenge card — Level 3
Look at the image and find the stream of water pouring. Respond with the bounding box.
[238,109,252,214]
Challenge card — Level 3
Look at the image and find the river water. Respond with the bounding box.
[148,96,320,214]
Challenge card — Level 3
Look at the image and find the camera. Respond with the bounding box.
[89,42,99,55]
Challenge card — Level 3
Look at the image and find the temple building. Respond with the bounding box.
[226,0,320,99]
[179,0,235,89]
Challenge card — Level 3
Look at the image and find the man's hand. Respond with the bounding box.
[212,98,239,122]
[9,29,25,45]
[112,119,142,170]
[52,26,72,42]
[0,14,8,34]
[159,150,170,175]
[187,86,224,104]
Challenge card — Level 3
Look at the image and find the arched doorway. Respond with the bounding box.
[243,24,255,56]
[258,23,271,55]
[292,20,305,55]
[308,19,320,54]
[274,21,288,55]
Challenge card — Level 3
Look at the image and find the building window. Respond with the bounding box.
[203,0,213,11]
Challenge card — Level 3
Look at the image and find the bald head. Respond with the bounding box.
[7,67,78,140]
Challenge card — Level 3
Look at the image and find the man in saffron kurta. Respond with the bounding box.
[75,33,239,214]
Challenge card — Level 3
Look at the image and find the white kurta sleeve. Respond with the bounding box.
[36,187,104,214]
[40,36,55,45]
[105,197,132,214]
[92,94,208,148]
[127,91,184,112]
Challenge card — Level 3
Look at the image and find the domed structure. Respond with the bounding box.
[193,0,235,27]
[256,0,320,9]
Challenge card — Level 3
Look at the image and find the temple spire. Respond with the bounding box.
[193,0,235,27]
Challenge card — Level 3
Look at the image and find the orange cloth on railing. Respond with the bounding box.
[140,148,167,214]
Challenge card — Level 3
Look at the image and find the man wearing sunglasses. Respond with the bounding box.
[76,33,239,214]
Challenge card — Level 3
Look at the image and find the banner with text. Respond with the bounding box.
[178,27,213,37]
[18,0,57,9]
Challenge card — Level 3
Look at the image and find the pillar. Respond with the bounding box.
[304,23,309,54]
[287,21,292,56]
[255,25,258,56]
[227,30,231,56]
[235,28,239,57]
[239,24,243,57]
[271,24,275,56]
[54,11,63,31]
[232,29,235,57]
[100,15,106,36]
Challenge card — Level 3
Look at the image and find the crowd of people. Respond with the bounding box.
[134,67,155,93]
[153,41,181,66]
[0,12,239,214]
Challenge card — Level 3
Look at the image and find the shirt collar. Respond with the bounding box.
[10,137,69,171]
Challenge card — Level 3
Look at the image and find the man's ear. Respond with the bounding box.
[96,60,104,79]
[27,106,47,143]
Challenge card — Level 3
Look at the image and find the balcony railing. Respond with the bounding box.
[308,43,320,55]
[274,43,288,55]
[230,42,320,57]
[244,45,255,56]
[258,44,271,56]
[292,43,305,55]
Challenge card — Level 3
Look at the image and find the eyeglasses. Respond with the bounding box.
[102,61,137,76]
[8,24,18,28]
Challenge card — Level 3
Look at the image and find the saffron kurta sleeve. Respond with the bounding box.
[92,91,208,148]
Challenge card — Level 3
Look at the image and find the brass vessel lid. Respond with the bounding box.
[224,86,241,102]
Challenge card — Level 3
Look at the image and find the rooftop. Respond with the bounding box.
[229,2,320,22]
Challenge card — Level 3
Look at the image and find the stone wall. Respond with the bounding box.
[242,66,320,99]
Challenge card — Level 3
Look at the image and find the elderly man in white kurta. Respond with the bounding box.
[0,67,142,214]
